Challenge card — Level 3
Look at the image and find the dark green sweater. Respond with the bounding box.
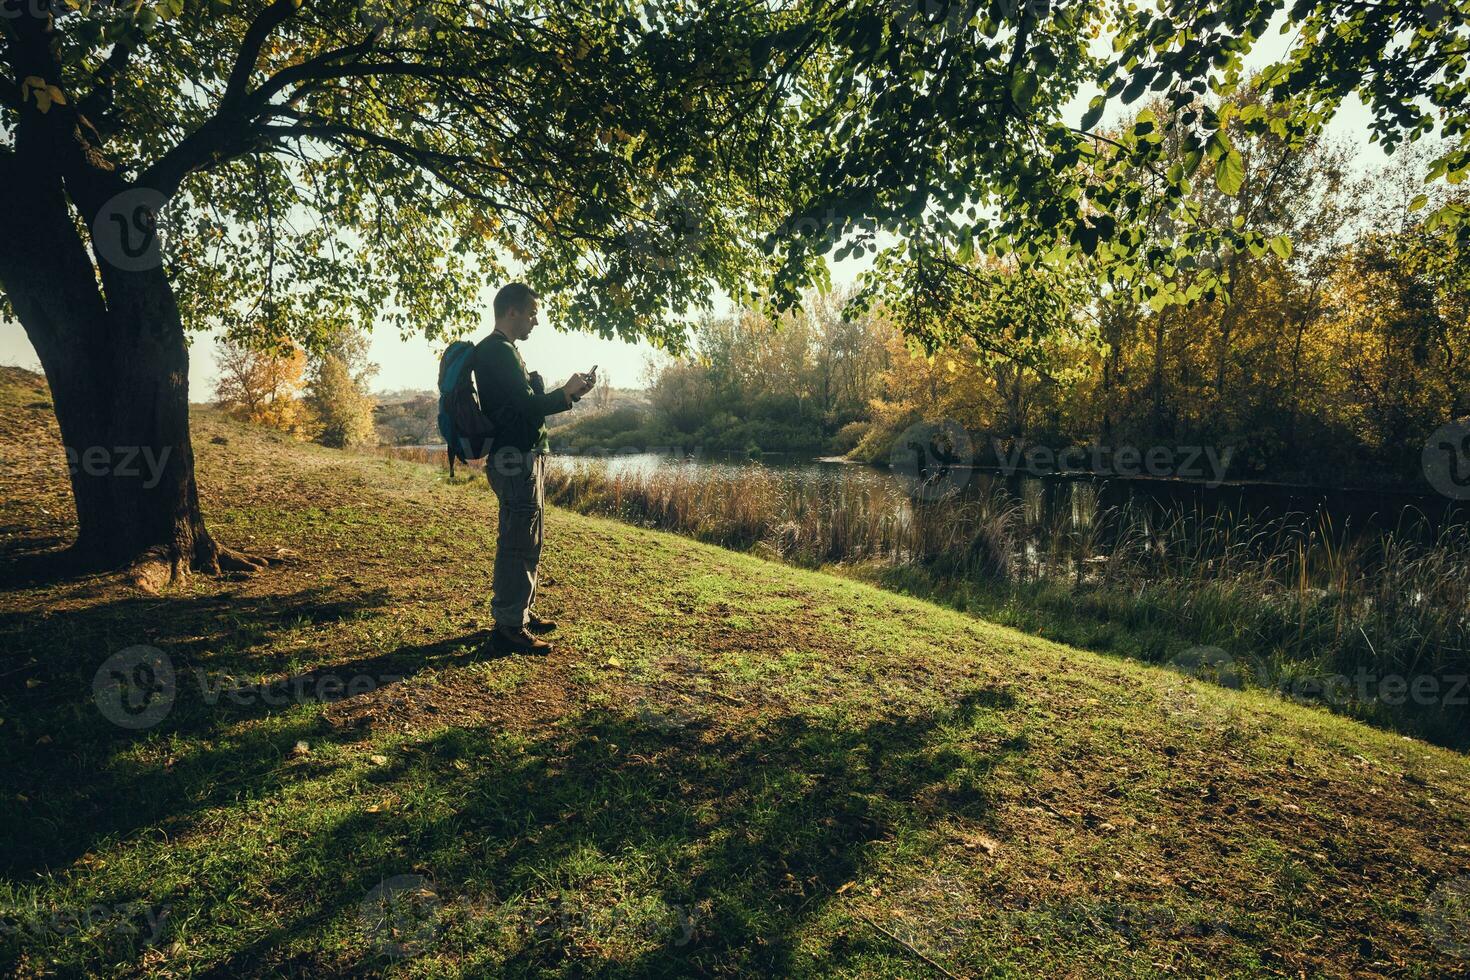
[471,332,572,454]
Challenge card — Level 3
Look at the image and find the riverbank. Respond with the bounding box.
[3,371,1470,976]
[522,450,1470,750]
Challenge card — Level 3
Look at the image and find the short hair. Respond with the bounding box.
[494,282,537,319]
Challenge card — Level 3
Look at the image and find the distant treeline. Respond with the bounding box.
[557,138,1469,492]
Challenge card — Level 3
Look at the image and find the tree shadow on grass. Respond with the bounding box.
[0,584,476,878]
[187,687,1023,977]
[0,573,1028,976]
[0,532,85,588]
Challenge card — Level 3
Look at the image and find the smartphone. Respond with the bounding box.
[588,365,598,381]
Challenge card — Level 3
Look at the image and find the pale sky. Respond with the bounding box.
[0,23,1388,397]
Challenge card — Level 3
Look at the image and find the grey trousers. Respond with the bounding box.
[487,450,545,628]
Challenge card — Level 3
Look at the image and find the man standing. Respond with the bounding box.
[473,283,595,653]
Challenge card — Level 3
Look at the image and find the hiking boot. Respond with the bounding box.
[494,624,552,655]
[526,611,558,634]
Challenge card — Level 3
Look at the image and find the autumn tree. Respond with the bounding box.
[306,353,376,448]
[213,335,310,434]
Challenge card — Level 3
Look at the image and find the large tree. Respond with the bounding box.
[0,0,798,586]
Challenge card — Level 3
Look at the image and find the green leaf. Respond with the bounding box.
[1409,193,1429,212]
[1205,128,1231,162]
[1011,72,1038,113]
[1182,147,1204,178]
[1269,235,1292,260]
[1215,149,1244,196]
[1080,95,1105,131]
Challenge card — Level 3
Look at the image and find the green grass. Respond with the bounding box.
[2,367,1470,977]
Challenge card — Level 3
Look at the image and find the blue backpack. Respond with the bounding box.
[437,340,496,474]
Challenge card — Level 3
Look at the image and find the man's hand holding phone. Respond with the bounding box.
[564,366,598,402]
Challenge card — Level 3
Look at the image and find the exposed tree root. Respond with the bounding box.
[125,535,298,593]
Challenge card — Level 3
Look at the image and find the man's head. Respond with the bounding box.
[493,282,539,341]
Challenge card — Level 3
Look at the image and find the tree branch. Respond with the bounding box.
[222,0,301,113]
[75,39,134,133]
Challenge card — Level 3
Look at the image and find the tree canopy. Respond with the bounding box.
[7,0,1464,349]
[7,0,823,354]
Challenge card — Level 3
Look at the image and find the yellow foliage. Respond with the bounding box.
[214,338,311,437]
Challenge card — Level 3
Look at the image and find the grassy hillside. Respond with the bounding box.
[2,366,1469,977]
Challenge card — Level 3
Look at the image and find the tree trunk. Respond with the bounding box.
[0,157,259,589]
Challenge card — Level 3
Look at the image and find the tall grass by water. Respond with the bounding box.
[379,445,1470,746]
